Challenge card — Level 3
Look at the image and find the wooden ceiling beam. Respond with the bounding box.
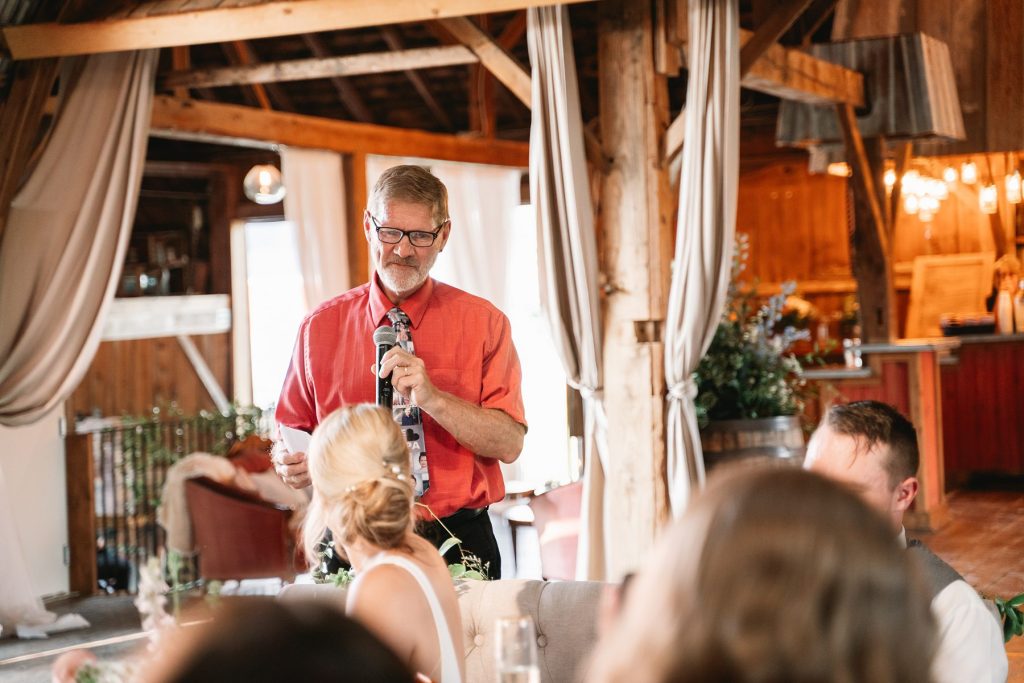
[2,0,596,60]
[378,27,456,132]
[436,16,531,108]
[301,34,374,124]
[665,26,864,159]
[149,96,529,167]
[739,0,814,76]
[161,44,479,90]
[227,41,273,110]
[231,40,296,112]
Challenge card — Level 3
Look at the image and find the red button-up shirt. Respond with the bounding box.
[275,276,526,519]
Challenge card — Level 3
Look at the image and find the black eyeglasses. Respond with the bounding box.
[369,214,447,247]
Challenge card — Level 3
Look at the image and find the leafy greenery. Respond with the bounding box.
[694,234,820,428]
[996,591,1024,642]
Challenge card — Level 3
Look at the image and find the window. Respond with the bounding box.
[237,220,307,409]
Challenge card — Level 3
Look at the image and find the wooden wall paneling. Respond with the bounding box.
[345,152,369,287]
[66,334,232,419]
[985,0,1024,152]
[65,433,98,595]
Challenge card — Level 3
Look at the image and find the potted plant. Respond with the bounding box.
[693,235,818,469]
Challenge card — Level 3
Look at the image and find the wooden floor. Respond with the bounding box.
[1,488,1022,682]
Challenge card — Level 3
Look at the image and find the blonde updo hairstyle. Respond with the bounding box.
[302,404,415,565]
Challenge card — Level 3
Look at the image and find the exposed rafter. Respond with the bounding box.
[378,27,456,132]
[161,45,479,90]
[1,0,596,60]
[301,34,374,124]
[739,0,814,76]
[436,16,531,108]
[665,26,865,159]
[149,96,529,167]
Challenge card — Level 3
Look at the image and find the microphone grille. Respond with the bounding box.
[373,325,397,346]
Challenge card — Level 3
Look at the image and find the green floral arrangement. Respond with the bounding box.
[693,235,817,429]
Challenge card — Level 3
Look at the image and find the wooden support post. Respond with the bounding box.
[345,152,369,287]
[598,0,673,578]
[835,103,896,342]
[66,433,97,596]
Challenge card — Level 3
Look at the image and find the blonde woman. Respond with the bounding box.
[303,405,464,683]
[590,466,936,683]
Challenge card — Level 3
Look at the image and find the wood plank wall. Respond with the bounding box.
[65,334,230,422]
[737,155,1022,336]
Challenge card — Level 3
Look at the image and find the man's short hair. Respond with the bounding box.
[368,165,449,226]
[823,400,919,485]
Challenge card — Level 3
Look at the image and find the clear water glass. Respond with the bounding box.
[495,615,540,683]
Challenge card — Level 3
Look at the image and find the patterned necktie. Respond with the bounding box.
[387,308,429,498]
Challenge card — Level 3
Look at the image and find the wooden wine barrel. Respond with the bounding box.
[699,416,805,470]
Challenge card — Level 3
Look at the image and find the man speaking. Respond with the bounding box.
[273,165,526,578]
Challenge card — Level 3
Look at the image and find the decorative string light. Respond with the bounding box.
[979,183,998,214]
[1005,170,1022,204]
[943,166,958,184]
[961,160,978,185]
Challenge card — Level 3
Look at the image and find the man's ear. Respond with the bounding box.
[437,219,452,252]
[894,476,919,512]
[363,210,372,242]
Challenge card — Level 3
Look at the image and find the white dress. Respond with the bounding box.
[348,553,463,683]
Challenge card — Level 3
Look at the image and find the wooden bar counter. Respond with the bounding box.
[939,333,1024,486]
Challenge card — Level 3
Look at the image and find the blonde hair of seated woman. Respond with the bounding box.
[589,465,936,683]
[302,404,464,683]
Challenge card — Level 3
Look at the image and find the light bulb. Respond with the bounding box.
[243,164,286,205]
[1006,171,1022,204]
[961,161,978,185]
[979,184,998,214]
[943,166,958,184]
[884,169,897,189]
[903,194,920,215]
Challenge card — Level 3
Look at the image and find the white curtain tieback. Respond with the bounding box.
[667,378,698,402]
[569,380,603,402]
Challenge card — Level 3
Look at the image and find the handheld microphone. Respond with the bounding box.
[373,325,397,408]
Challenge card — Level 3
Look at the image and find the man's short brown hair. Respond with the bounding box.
[824,400,919,486]
[367,165,449,226]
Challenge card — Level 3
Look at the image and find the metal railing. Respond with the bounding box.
[66,408,269,594]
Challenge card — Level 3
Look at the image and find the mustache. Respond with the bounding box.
[386,257,419,267]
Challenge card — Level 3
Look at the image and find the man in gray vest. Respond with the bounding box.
[804,400,1007,683]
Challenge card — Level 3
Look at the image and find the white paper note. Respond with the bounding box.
[280,425,311,454]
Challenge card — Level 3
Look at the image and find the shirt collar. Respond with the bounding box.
[897,526,908,548]
[367,273,434,328]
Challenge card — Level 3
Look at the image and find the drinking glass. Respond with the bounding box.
[494,615,539,683]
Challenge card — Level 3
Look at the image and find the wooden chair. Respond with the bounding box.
[184,476,301,582]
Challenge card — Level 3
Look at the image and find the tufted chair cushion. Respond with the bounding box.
[279,578,606,683]
[459,579,604,683]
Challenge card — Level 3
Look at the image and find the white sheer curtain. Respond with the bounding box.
[0,49,156,425]
[0,48,156,637]
[280,147,350,310]
[527,6,607,580]
[664,0,740,515]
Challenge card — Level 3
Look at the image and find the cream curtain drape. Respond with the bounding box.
[527,6,608,579]
[0,50,157,427]
[280,147,350,310]
[664,0,740,514]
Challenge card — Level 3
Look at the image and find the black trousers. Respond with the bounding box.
[417,507,502,580]
[322,507,502,579]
